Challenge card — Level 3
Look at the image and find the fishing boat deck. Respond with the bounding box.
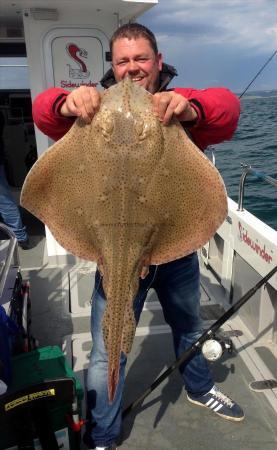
[1,217,277,450]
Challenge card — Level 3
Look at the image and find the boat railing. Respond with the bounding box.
[0,223,19,299]
[238,163,277,211]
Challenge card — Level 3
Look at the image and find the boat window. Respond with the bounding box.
[0,57,30,90]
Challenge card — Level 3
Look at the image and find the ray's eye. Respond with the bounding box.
[98,116,114,141]
[135,119,149,141]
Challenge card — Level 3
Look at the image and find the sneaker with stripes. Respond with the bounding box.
[187,385,244,421]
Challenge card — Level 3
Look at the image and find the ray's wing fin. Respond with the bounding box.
[150,121,228,264]
[20,119,101,261]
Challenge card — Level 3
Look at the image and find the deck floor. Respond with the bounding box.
[1,221,277,449]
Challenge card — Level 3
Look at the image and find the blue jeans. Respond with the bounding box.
[0,165,28,241]
[85,253,213,447]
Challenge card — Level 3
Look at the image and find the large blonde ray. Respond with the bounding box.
[21,78,227,401]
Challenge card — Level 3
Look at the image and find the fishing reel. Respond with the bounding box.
[201,335,233,362]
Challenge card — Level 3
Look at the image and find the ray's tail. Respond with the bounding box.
[108,355,120,403]
[102,286,137,403]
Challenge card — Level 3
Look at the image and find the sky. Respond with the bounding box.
[138,0,277,93]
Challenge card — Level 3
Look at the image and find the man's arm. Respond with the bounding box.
[173,87,240,150]
[32,88,74,141]
[32,86,101,141]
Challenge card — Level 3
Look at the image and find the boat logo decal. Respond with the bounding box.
[60,42,98,89]
[66,43,90,79]
[238,221,273,264]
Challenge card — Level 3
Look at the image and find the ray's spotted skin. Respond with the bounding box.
[20,78,227,402]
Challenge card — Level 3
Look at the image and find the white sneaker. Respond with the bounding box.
[0,379,7,395]
[92,445,117,450]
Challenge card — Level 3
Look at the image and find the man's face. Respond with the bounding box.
[111,37,163,94]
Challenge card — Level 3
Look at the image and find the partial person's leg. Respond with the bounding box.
[154,253,213,396]
[0,165,28,242]
[154,254,244,421]
[85,270,123,448]
[85,266,157,448]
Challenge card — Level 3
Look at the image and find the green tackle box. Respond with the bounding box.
[0,346,84,450]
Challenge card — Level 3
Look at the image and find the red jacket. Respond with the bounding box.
[32,86,240,150]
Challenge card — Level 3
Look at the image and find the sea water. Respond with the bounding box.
[212,96,277,230]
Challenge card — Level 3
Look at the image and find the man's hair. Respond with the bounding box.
[110,23,158,57]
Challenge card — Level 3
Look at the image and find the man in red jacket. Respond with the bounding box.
[33,23,243,450]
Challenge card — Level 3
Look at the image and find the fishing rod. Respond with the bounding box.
[122,264,277,418]
[239,49,277,98]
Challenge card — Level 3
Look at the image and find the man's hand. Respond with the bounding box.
[152,91,198,126]
[60,86,101,124]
